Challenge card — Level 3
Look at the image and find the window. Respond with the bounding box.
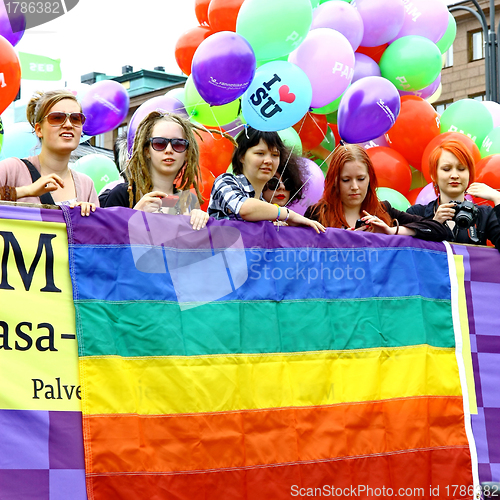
[434,100,453,115]
[443,45,454,68]
[93,134,106,148]
[469,93,486,101]
[469,29,485,61]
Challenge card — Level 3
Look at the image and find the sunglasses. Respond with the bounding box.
[43,112,86,127]
[149,137,189,153]
[264,177,293,191]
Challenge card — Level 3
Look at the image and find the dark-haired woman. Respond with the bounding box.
[208,126,325,234]
[305,144,449,241]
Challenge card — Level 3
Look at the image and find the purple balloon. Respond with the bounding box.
[352,53,381,84]
[355,0,405,47]
[82,80,130,136]
[289,157,325,216]
[338,76,401,144]
[289,28,355,109]
[358,134,389,149]
[399,74,441,100]
[192,31,256,106]
[311,1,364,51]
[415,183,437,205]
[127,95,187,153]
[392,0,449,44]
[0,1,25,46]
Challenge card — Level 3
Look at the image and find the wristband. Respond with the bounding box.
[284,207,290,222]
[393,219,399,235]
[273,203,281,221]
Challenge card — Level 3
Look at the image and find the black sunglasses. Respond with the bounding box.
[43,111,86,127]
[149,137,189,153]
[264,177,293,191]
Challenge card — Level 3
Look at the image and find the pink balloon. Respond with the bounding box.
[392,0,449,43]
[352,53,381,84]
[482,101,500,129]
[415,182,437,205]
[355,0,405,47]
[289,28,355,109]
[289,157,325,215]
[311,1,364,51]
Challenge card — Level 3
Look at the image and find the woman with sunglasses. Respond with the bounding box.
[407,139,500,250]
[102,111,209,230]
[304,144,449,241]
[262,160,305,209]
[208,127,325,234]
[0,89,98,215]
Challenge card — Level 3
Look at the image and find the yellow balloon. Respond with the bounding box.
[427,83,442,104]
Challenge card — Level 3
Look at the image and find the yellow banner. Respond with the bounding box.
[0,218,81,411]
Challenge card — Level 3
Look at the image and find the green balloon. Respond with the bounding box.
[184,76,241,127]
[312,90,345,115]
[320,126,336,152]
[256,54,288,69]
[379,36,442,92]
[440,99,493,148]
[278,127,303,156]
[376,187,410,212]
[436,12,457,55]
[310,0,320,7]
[236,0,313,61]
[0,118,3,156]
[325,110,338,125]
[480,126,500,157]
[320,0,349,3]
[72,154,120,195]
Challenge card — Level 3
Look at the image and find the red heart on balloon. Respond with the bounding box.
[279,85,295,104]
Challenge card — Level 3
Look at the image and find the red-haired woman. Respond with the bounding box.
[305,143,448,241]
[408,139,500,249]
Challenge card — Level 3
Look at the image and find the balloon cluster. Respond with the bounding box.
[171,0,458,211]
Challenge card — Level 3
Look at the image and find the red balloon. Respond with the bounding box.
[356,44,388,63]
[421,132,482,184]
[175,26,213,76]
[293,113,327,152]
[406,187,424,205]
[198,165,216,211]
[196,129,235,178]
[385,96,440,170]
[366,147,412,195]
[208,0,245,32]
[195,0,211,26]
[474,155,500,207]
[0,36,21,115]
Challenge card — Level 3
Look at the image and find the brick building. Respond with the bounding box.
[437,0,500,112]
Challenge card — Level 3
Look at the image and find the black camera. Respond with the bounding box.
[450,200,479,229]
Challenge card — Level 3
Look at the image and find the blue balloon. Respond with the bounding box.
[0,121,40,159]
[241,61,312,132]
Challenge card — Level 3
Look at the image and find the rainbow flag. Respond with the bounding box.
[62,206,476,499]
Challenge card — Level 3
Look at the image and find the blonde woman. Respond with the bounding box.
[0,89,98,215]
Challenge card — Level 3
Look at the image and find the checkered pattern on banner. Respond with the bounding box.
[453,245,500,482]
[0,410,86,500]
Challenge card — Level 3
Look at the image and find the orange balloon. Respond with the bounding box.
[198,165,216,211]
[195,0,211,26]
[196,129,235,178]
[0,37,21,115]
[385,96,440,170]
[406,187,424,205]
[366,147,412,195]
[175,26,213,76]
[356,44,388,63]
[208,0,245,32]
[293,113,327,152]
[421,132,482,184]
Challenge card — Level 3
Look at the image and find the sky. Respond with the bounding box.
[13,0,198,88]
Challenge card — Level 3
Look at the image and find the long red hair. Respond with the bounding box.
[428,139,475,195]
[312,144,392,228]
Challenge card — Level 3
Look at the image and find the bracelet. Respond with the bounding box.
[0,185,18,201]
[393,219,399,235]
[273,203,281,221]
[284,207,290,222]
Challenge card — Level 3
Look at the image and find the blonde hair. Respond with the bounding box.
[126,111,235,208]
[26,89,81,129]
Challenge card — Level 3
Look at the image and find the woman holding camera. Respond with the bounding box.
[407,139,500,250]
[102,111,209,230]
[304,143,449,240]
